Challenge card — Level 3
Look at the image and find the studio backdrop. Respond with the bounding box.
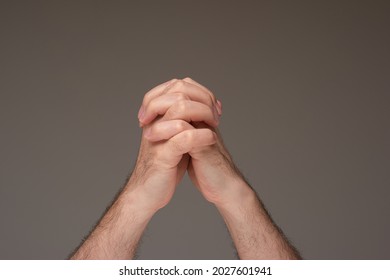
[0,0,389,259]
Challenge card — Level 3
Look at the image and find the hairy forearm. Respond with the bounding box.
[69,184,154,260]
[216,180,301,260]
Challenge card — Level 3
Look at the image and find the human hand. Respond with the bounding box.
[139,78,252,207]
[71,78,299,260]
[127,79,219,213]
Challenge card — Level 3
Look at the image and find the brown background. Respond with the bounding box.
[0,0,389,259]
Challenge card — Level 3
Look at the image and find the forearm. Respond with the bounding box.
[69,184,155,260]
[215,179,301,260]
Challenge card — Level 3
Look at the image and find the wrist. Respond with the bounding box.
[213,176,256,211]
[121,183,159,221]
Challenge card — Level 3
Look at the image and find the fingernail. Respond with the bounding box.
[138,106,144,119]
[216,100,222,115]
[213,107,220,126]
[139,110,146,123]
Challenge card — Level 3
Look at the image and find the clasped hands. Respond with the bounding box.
[127,78,251,214]
[70,77,301,260]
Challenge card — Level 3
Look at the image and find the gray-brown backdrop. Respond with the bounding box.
[1,0,389,259]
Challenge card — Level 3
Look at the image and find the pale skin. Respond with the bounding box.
[69,78,301,260]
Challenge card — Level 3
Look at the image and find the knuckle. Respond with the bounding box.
[165,100,187,119]
[142,92,151,104]
[205,129,217,143]
[174,100,188,113]
[175,120,187,131]
[147,98,157,112]
[185,130,195,142]
[183,77,193,82]
[171,79,186,90]
[210,131,218,142]
[176,130,191,145]
[149,125,159,137]
[173,91,187,101]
